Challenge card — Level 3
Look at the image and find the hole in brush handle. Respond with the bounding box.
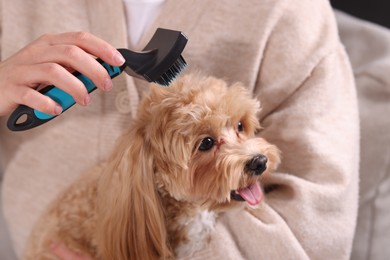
[7,105,43,131]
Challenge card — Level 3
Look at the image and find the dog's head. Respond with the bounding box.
[139,75,280,208]
[97,75,280,259]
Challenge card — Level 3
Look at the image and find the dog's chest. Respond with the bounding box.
[175,210,217,257]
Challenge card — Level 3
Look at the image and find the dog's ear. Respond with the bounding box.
[96,128,173,260]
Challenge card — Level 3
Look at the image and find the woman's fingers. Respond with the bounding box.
[0,31,123,116]
[11,87,62,116]
[19,63,90,105]
[32,44,114,91]
[39,32,125,66]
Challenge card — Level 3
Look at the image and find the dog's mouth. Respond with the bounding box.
[230,182,263,206]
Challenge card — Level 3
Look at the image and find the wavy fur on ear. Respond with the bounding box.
[96,126,173,260]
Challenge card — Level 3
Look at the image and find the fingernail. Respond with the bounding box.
[104,78,113,91]
[113,51,125,65]
[54,105,63,115]
[84,95,91,105]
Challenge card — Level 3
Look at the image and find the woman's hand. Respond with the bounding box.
[0,32,125,116]
[50,241,93,260]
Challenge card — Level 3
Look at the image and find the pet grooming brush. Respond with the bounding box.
[7,28,188,131]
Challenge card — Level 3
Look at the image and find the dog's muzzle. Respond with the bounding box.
[245,154,267,175]
[230,155,268,204]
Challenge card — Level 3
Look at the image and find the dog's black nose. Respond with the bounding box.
[246,154,268,175]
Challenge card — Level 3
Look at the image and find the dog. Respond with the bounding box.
[23,74,281,259]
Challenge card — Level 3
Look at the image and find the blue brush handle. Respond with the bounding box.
[7,61,123,131]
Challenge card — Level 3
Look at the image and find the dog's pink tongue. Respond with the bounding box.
[238,182,263,206]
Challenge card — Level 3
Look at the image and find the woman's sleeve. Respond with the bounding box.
[207,1,360,259]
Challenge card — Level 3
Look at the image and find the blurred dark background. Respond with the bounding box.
[331,0,390,28]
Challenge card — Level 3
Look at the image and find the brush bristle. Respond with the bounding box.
[154,56,187,86]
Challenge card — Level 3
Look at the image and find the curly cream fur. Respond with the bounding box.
[23,74,281,259]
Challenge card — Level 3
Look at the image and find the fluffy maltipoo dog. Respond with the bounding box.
[24,74,281,260]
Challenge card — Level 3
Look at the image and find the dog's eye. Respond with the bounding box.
[237,121,244,132]
[199,137,215,151]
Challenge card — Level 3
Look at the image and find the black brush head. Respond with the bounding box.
[153,55,187,86]
[119,28,188,86]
